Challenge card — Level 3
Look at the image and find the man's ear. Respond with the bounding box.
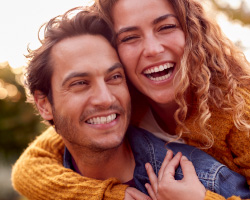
[34,90,53,121]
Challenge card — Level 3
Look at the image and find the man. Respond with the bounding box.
[12,7,250,200]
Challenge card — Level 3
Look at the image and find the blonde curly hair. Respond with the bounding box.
[95,0,250,146]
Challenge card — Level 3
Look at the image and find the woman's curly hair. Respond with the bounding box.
[95,0,250,146]
[172,0,250,145]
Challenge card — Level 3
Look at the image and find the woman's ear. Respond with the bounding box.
[34,90,53,121]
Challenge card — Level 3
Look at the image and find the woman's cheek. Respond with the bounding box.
[118,45,137,71]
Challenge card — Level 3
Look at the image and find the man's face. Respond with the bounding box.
[48,34,131,151]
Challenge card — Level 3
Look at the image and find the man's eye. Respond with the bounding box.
[71,81,87,86]
[108,73,124,84]
[112,74,122,79]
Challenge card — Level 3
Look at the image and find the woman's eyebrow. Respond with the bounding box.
[152,14,177,25]
[116,26,139,38]
[116,14,178,37]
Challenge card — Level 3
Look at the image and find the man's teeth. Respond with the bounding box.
[144,63,174,75]
[86,114,116,124]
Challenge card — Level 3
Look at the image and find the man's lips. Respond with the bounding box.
[86,113,118,125]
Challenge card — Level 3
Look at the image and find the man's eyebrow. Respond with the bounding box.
[62,72,89,87]
[107,62,124,74]
[153,14,177,25]
[61,63,123,87]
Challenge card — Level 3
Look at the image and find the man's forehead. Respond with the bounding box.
[53,34,114,52]
[50,34,122,83]
[51,34,117,62]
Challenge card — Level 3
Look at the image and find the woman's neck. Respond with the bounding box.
[148,90,193,135]
[149,100,179,135]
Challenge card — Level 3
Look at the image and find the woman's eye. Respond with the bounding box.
[158,24,177,32]
[120,35,140,43]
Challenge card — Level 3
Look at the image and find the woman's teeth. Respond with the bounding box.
[144,63,174,74]
[86,114,117,124]
[143,63,174,81]
[147,71,173,81]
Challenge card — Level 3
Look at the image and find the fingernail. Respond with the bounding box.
[167,150,172,156]
[145,163,149,169]
[181,156,188,161]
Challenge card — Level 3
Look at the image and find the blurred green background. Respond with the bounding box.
[0,63,48,200]
[0,0,250,199]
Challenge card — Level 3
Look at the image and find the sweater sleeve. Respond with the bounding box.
[205,191,242,200]
[227,89,250,186]
[11,127,128,200]
[227,126,250,185]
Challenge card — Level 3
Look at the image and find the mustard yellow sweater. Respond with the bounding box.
[12,89,250,200]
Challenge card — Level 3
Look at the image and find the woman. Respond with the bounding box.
[12,0,250,199]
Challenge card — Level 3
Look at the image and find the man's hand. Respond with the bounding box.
[145,150,206,200]
[125,187,152,200]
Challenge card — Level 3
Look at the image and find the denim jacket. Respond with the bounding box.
[64,125,250,199]
[127,126,250,199]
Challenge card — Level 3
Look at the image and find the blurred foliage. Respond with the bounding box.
[0,1,249,199]
[0,63,47,164]
[211,0,250,25]
[0,0,248,164]
[0,0,249,165]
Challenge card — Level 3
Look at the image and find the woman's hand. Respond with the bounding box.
[145,150,206,200]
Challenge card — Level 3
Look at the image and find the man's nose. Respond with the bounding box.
[143,35,164,57]
[90,83,115,108]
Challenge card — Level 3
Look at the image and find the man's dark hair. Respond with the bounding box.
[25,7,114,124]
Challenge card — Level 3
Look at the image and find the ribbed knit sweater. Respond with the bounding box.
[12,127,128,200]
[183,88,250,186]
[12,89,250,200]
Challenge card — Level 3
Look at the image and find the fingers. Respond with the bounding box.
[125,187,152,200]
[145,163,158,194]
[158,150,173,181]
[145,183,157,200]
[161,152,182,180]
[180,156,198,181]
[179,156,207,199]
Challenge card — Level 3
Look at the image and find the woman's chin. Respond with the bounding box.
[147,94,175,107]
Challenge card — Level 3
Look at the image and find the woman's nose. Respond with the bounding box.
[143,35,164,57]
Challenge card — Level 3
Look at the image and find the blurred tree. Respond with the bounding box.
[0,63,47,164]
[0,0,249,166]
[211,0,250,25]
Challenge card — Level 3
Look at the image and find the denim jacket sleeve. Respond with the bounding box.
[169,143,250,199]
[213,165,250,198]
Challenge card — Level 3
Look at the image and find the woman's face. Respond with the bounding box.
[112,0,185,105]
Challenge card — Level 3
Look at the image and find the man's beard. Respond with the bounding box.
[51,102,131,152]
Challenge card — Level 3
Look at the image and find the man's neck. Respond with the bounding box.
[65,138,135,183]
